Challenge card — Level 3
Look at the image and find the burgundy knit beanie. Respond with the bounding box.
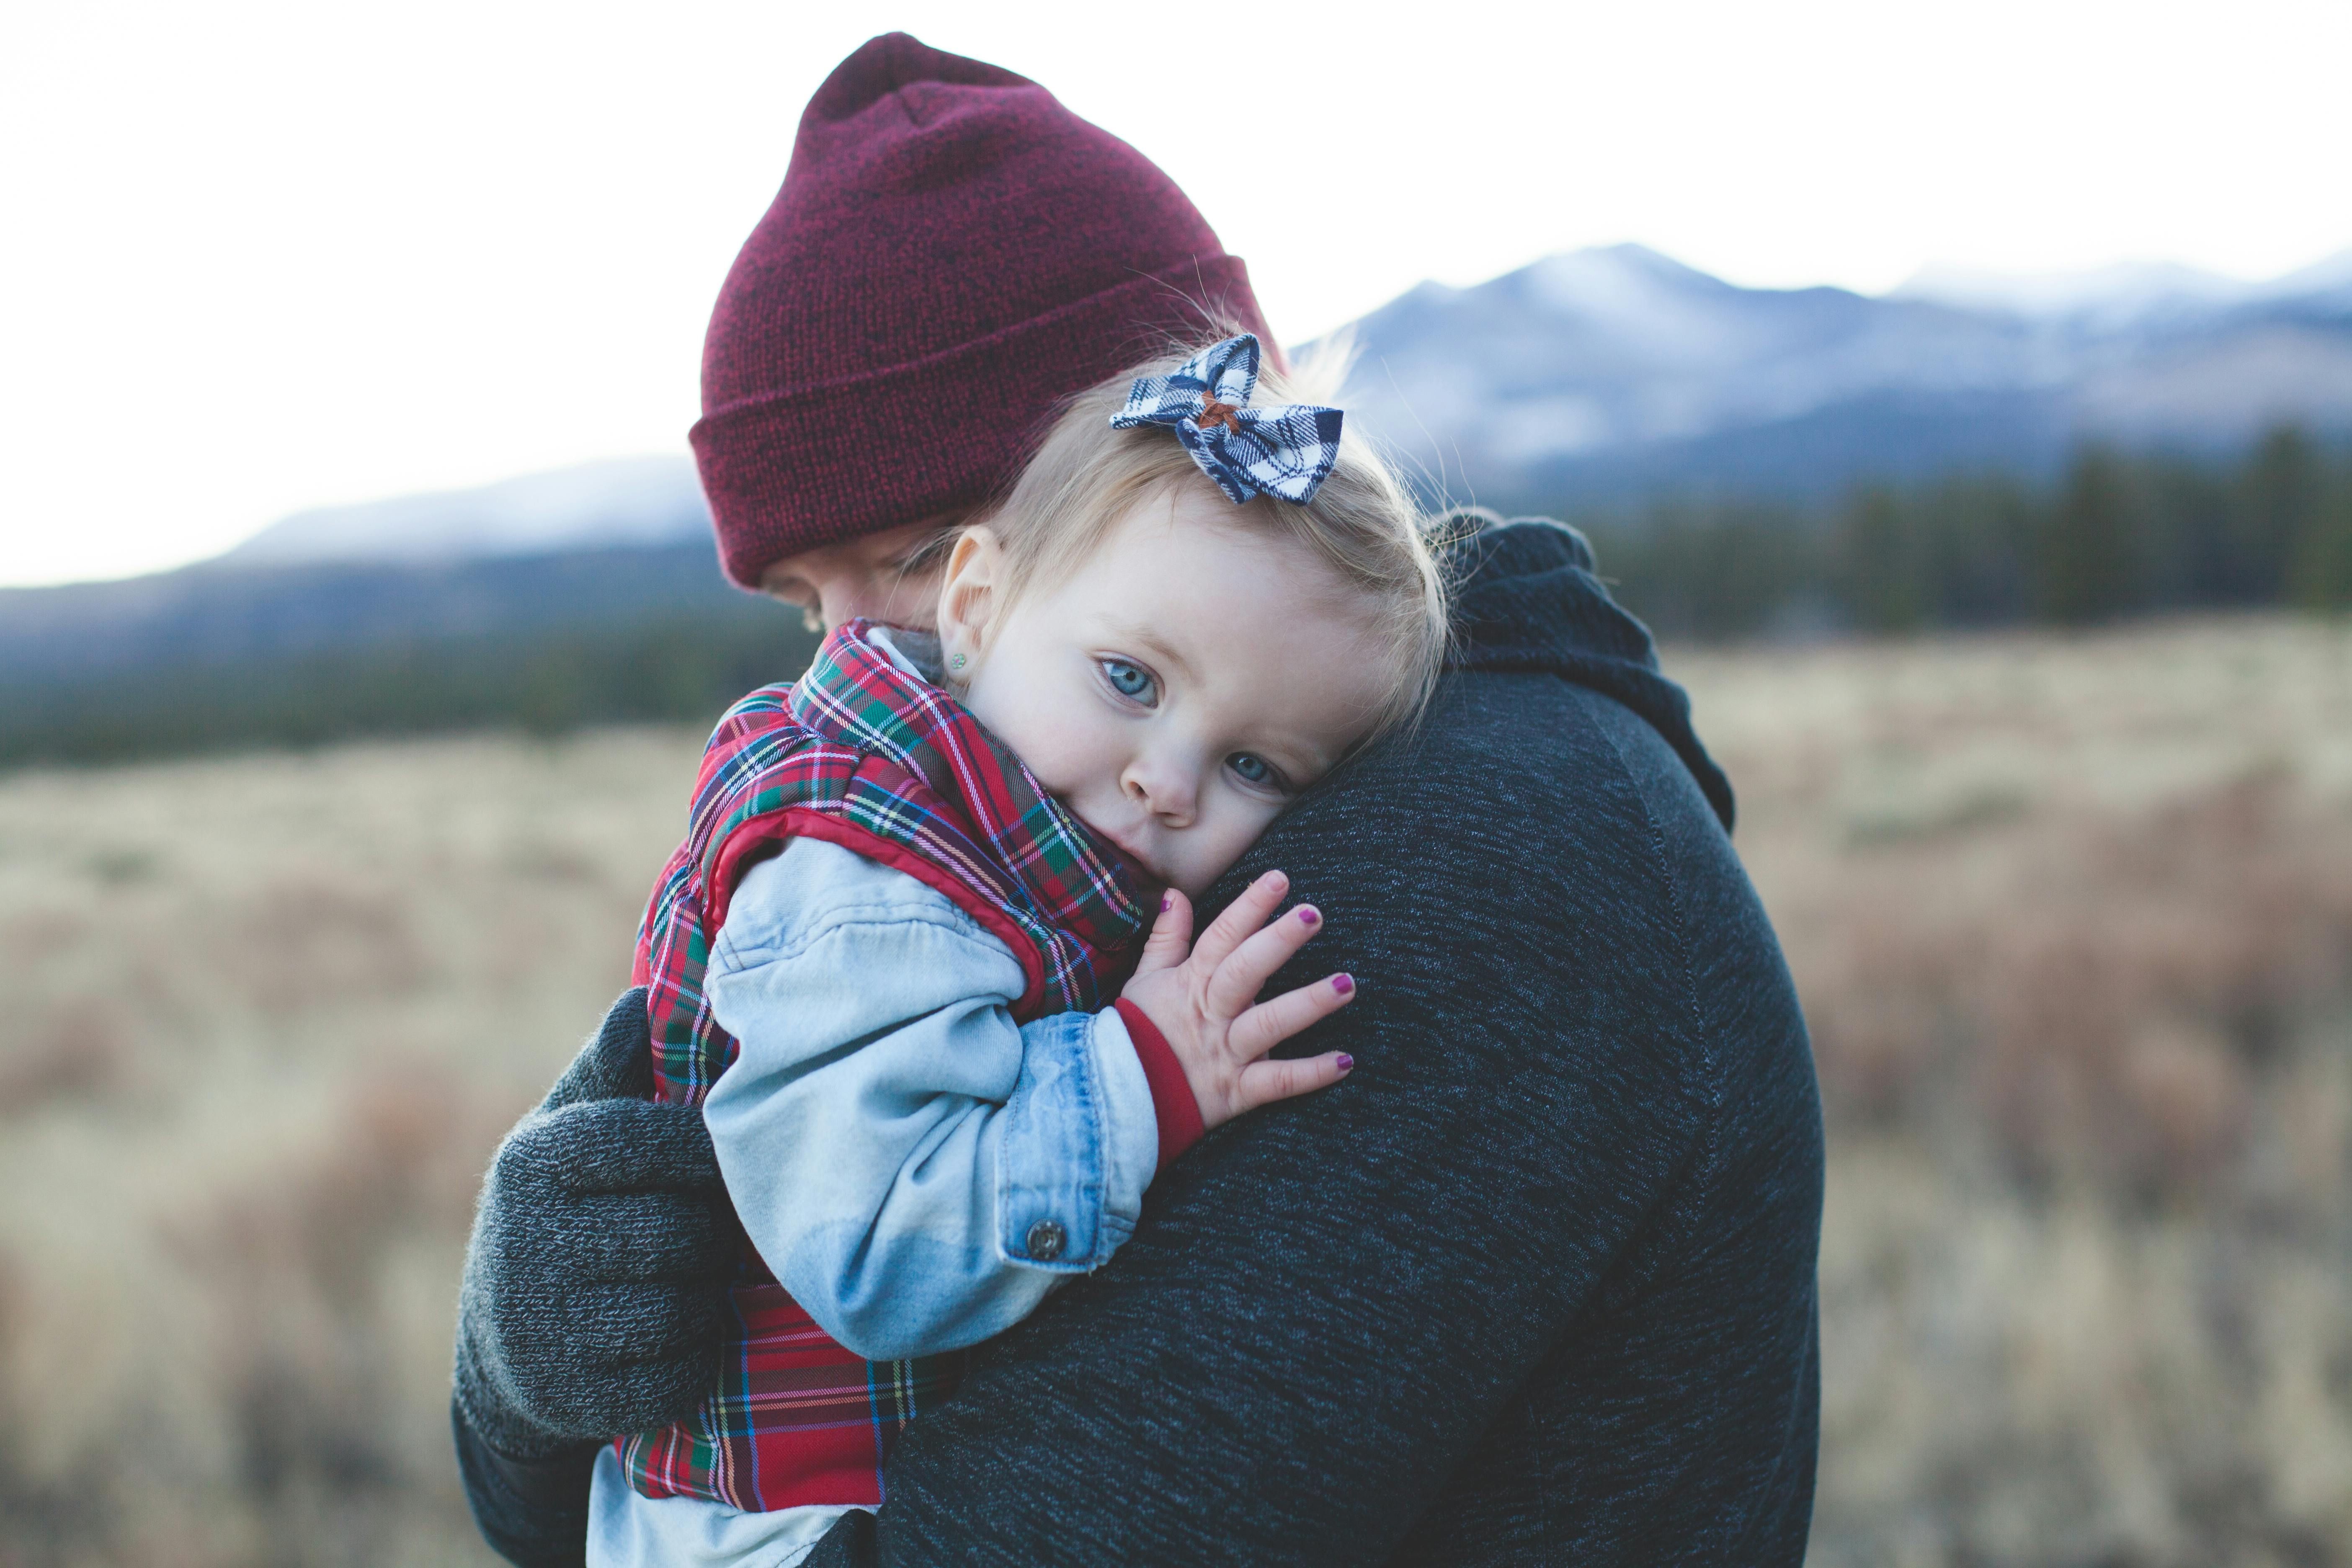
[692,33,1278,589]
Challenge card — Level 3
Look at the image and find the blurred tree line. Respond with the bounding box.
[0,542,826,771]
[0,612,820,771]
[1575,426,2352,641]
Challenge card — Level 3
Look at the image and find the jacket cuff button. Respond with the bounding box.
[1024,1219,1066,1261]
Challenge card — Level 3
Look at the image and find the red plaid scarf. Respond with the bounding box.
[617,620,1144,1512]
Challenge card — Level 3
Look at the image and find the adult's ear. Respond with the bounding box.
[936,526,1005,679]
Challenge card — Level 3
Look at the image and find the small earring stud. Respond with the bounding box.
[949,653,967,671]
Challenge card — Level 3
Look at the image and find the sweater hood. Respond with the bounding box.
[1441,511,1735,832]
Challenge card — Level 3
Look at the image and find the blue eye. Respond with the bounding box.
[1100,658,1156,703]
[1228,752,1284,790]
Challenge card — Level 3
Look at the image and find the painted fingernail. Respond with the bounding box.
[1296,905,1320,927]
[1161,892,1172,912]
[1335,1054,1354,1071]
[1333,973,1354,995]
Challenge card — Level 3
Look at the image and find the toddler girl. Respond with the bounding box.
[589,335,1447,1565]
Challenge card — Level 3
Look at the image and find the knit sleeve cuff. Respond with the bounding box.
[1115,999,1205,1171]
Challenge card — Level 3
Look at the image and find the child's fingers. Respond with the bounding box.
[1186,870,1290,975]
[1230,1050,1354,1115]
[1229,971,1357,1060]
[1130,889,1192,977]
[1203,902,1326,1021]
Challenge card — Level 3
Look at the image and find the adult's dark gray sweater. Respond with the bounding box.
[452,514,1824,1565]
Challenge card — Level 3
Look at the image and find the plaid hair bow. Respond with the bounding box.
[1109,334,1344,505]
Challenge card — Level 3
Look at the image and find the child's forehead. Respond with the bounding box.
[1073,509,1355,637]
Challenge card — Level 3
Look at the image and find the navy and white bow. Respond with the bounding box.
[1109,334,1344,505]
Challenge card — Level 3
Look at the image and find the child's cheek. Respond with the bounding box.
[972,668,1086,789]
[1191,807,1277,900]
[1004,701,1117,807]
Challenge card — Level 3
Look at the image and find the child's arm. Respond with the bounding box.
[701,839,1346,1364]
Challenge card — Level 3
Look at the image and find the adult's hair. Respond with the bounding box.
[693,33,1277,589]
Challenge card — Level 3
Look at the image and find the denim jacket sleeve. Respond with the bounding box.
[699,838,1160,1364]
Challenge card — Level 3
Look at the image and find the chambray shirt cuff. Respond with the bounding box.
[997,1007,1159,1272]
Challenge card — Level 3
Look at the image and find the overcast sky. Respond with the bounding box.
[4,0,2347,587]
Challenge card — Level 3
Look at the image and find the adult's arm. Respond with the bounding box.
[451,987,737,1566]
[806,667,1821,1564]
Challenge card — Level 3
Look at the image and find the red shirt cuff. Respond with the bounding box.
[1115,998,1205,1171]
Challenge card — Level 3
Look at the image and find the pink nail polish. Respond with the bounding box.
[1336,1054,1354,1071]
[1297,905,1320,926]
[1333,973,1354,995]
[1161,892,1172,912]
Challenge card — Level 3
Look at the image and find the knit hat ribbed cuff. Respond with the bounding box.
[691,257,1264,589]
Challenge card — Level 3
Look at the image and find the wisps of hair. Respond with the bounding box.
[972,332,1451,747]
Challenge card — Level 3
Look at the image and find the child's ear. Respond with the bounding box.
[936,527,1003,673]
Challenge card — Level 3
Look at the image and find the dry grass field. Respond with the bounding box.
[1681,619,2352,1568]
[1,614,2349,1565]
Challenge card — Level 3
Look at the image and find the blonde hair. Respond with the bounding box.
[971,338,1449,746]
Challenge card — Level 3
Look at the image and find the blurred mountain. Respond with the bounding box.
[0,543,743,686]
[224,456,710,565]
[1895,251,2352,324]
[1890,260,2259,327]
[1339,244,2352,505]
[184,246,2352,571]
[8,242,2351,769]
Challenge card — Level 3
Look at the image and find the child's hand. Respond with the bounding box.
[1121,869,1357,1132]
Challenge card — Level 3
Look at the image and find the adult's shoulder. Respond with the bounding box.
[1276,660,1725,957]
[1438,509,1733,832]
[1239,508,1795,1109]
[1271,506,1738,918]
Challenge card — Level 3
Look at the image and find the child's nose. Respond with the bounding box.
[1124,756,1197,826]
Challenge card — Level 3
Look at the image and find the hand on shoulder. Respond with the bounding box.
[1118,870,1357,1132]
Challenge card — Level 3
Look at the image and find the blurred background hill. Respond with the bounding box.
[1349,243,2352,503]
[8,246,2351,772]
[220,456,712,567]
